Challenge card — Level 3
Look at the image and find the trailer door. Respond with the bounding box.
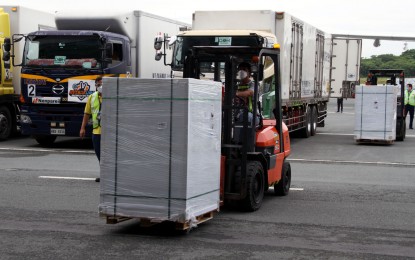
[330,38,362,98]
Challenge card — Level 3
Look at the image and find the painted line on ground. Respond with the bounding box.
[0,147,94,154]
[289,188,304,191]
[287,158,415,167]
[316,133,354,136]
[39,176,97,181]
[328,112,354,115]
[38,176,304,190]
[316,132,415,138]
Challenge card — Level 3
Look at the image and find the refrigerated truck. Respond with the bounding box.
[6,10,189,145]
[0,6,55,141]
[330,37,362,99]
[164,10,333,138]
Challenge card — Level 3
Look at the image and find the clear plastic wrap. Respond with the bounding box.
[354,85,399,141]
[99,78,222,225]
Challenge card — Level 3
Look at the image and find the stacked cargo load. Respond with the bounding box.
[354,85,399,143]
[99,77,222,228]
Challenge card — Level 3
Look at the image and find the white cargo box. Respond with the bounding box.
[354,85,399,142]
[99,78,222,226]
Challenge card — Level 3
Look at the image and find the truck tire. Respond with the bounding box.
[299,109,311,138]
[310,106,318,136]
[34,135,57,147]
[274,161,291,196]
[0,106,12,141]
[239,161,265,212]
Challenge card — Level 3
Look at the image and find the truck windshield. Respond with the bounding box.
[23,35,102,69]
[172,36,262,71]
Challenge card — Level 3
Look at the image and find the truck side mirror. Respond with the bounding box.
[3,38,11,52]
[2,51,10,62]
[2,38,11,62]
[155,50,163,61]
[154,34,163,50]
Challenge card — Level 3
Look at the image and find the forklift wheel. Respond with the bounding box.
[274,161,291,196]
[239,161,265,212]
[396,120,405,141]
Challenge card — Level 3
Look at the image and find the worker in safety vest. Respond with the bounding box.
[404,83,415,129]
[233,62,259,143]
[236,62,255,113]
[80,76,103,162]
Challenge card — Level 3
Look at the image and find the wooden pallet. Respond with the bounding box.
[103,210,217,230]
[175,211,215,230]
[356,139,394,145]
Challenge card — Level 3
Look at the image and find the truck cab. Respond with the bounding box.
[9,30,130,145]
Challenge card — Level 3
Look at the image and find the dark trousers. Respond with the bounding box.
[92,134,101,161]
[337,98,343,112]
[405,104,414,128]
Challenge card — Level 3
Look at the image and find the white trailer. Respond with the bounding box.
[0,6,55,140]
[55,10,190,78]
[169,10,333,137]
[330,37,362,98]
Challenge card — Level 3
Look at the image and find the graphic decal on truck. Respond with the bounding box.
[68,80,96,103]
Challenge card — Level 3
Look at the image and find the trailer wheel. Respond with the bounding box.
[274,161,291,196]
[299,109,311,138]
[0,106,12,141]
[240,161,265,212]
[34,135,57,147]
[310,106,318,136]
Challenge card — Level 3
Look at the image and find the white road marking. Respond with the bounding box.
[39,176,96,181]
[316,132,415,137]
[290,188,304,191]
[270,187,304,191]
[38,176,304,191]
[288,158,415,167]
[317,133,354,136]
[0,147,94,154]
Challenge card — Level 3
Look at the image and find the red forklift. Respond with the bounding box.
[180,45,292,211]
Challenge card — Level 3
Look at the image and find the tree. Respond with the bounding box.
[360,51,415,77]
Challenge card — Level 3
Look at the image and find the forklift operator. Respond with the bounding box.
[234,62,260,143]
[236,62,255,111]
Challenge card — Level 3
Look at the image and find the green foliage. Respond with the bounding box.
[361,50,415,77]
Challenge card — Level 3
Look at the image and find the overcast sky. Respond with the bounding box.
[3,0,415,58]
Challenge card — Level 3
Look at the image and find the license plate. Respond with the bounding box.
[51,128,65,135]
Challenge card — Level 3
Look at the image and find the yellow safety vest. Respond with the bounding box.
[408,90,415,106]
[90,92,101,129]
[238,83,253,112]
[404,90,409,105]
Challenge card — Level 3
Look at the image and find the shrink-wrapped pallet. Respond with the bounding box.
[354,85,399,142]
[99,78,222,225]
